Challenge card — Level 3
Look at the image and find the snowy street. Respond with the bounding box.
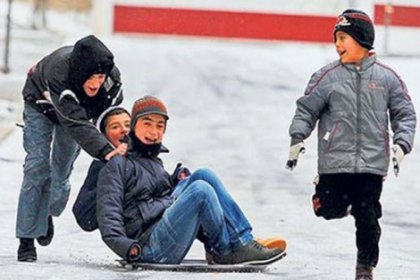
[1,2,420,280]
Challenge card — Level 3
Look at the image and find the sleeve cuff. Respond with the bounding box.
[290,136,304,146]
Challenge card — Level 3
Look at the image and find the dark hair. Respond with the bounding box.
[97,107,131,133]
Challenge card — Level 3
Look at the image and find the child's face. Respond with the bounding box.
[134,114,166,145]
[104,113,131,147]
[83,74,106,97]
[335,31,368,65]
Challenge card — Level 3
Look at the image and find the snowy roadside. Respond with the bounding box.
[1,1,420,280]
[0,0,93,143]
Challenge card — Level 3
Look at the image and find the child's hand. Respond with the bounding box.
[286,142,305,171]
[392,144,405,176]
[171,162,191,185]
[127,243,141,262]
[115,143,128,156]
[104,143,128,161]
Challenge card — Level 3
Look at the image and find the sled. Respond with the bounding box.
[116,252,285,273]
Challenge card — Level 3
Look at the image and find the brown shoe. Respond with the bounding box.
[355,262,373,280]
[255,237,287,251]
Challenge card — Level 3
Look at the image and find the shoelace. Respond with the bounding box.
[250,240,266,251]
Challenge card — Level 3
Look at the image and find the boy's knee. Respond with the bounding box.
[312,194,350,220]
[352,202,382,221]
[189,181,216,202]
[192,167,214,178]
[24,156,50,177]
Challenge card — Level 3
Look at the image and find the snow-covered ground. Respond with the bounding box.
[1,2,420,280]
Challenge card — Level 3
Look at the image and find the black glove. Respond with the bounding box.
[127,243,141,262]
[170,162,191,186]
[35,100,59,124]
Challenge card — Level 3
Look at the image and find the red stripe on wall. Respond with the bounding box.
[375,4,420,27]
[114,5,336,42]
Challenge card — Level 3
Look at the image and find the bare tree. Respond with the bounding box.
[31,0,47,29]
[1,0,13,74]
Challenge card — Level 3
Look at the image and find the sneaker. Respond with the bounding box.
[213,240,286,265]
[355,262,373,280]
[206,238,287,264]
[37,216,54,246]
[255,237,287,251]
[17,238,37,262]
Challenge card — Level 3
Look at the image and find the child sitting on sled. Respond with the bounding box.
[96,95,286,265]
[72,106,131,231]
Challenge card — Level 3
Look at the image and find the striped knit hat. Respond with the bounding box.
[131,95,169,129]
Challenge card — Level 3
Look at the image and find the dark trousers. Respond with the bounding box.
[312,173,383,267]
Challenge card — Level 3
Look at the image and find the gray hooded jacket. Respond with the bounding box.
[289,55,416,176]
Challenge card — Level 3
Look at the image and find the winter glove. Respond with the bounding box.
[127,243,141,262]
[171,162,191,186]
[286,142,305,171]
[35,100,59,124]
[392,144,405,177]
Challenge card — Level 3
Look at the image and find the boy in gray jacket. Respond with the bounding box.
[287,9,416,280]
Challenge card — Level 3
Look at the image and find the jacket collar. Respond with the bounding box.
[341,54,376,72]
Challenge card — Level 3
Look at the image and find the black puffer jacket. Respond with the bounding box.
[22,35,123,160]
[96,148,174,259]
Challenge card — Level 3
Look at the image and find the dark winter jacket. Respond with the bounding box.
[96,145,174,260]
[22,35,123,160]
[72,160,105,231]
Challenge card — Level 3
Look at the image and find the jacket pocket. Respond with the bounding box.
[323,121,339,153]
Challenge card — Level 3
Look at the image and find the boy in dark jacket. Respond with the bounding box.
[16,35,126,262]
[72,106,130,232]
[97,95,286,265]
[287,10,416,280]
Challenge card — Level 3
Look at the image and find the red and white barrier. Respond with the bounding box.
[93,0,420,54]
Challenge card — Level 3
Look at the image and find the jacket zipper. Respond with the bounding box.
[355,69,362,172]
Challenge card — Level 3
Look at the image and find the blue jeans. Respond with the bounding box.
[16,102,80,238]
[141,168,253,264]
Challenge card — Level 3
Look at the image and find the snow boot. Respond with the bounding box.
[17,238,37,262]
[212,240,285,265]
[355,262,374,280]
[255,237,287,251]
[37,216,54,246]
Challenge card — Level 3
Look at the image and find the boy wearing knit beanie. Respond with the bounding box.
[287,9,416,280]
[96,95,287,266]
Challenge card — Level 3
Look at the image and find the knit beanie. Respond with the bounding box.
[131,95,169,129]
[334,9,375,50]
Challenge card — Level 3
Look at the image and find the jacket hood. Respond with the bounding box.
[69,35,114,95]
